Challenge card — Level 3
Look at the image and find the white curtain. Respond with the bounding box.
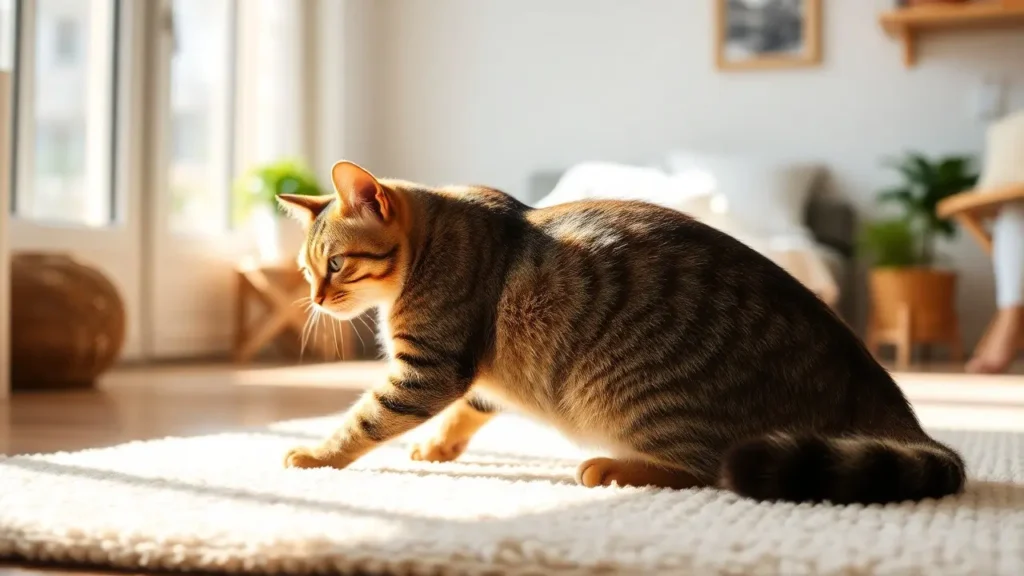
[235,0,341,174]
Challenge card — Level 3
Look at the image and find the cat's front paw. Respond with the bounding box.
[283,446,346,469]
[409,437,468,463]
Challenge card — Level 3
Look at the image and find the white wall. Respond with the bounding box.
[357,0,1024,348]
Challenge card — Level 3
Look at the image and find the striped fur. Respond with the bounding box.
[721,434,965,504]
[277,160,967,505]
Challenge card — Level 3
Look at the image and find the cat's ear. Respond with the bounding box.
[276,193,334,226]
[331,160,394,222]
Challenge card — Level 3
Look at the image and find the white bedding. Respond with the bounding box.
[535,161,841,308]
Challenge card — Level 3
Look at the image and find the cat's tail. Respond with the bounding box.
[718,432,966,505]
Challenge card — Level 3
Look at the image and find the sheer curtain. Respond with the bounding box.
[232,0,344,262]
[235,0,341,179]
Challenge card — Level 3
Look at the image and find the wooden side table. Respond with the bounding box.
[233,260,358,363]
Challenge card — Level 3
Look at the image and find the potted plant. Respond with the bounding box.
[859,152,978,363]
[232,158,324,263]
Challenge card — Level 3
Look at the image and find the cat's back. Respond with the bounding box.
[492,198,900,435]
[524,198,745,288]
[490,199,732,418]
[521,198,868,375]
[527,199,694,247]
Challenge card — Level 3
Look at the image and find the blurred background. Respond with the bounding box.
[1,0,1024,452]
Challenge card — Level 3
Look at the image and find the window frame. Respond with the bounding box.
[160,0,239,236]
[9,0,121,227]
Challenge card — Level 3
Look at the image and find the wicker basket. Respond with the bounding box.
[10,252,126,390]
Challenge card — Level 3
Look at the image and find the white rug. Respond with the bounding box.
[1,414,1023,576]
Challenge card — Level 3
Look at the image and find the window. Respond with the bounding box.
[35,121,83,175]
[53,17,79,65]
[166,0,235,235]
[0,0,14,71]
[13,0,117,227]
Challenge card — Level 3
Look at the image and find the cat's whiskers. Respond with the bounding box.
[355,313,373,335]
[348,316,368,353]
[318,311,331,360]
[331,315,343,360]
[317,293,373,356]
[299,307,319,362]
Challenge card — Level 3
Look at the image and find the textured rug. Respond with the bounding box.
[1,414,1023,576]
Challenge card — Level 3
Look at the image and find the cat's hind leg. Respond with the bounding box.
[576,457,706,490]
[410,393,497,462]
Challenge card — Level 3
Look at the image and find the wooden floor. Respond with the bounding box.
[2,360,1024,575]
[0,361,383,456]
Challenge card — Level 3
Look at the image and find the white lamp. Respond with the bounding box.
[977,110,1024,195]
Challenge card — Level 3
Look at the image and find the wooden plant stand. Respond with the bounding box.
[233,261,358,363]
[865,268,962,369]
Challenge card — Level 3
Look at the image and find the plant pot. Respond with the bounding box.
[867,267,961,365]
[245,204,306,265]
[276,215,306,261]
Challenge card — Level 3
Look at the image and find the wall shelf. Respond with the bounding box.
[879,2,1024,67]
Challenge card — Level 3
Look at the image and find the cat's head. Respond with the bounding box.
[277,161,408,320]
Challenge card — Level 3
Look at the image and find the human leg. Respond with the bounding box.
[967,202,1024,373]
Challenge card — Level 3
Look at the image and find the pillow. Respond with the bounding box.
[663,150,822,240]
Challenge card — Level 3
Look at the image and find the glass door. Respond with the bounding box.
[6,0,312,363]
[7,0,146,359]
[146,0,244,358]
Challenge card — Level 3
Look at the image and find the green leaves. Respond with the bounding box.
[232,158,325,226]
[861,151,978,268]
[858,218,918,268]
[877,187,914,207]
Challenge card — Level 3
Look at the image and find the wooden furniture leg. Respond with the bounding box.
[234,264,358,363]
[895,304,912,369]
[234,270,249,358]
[955,213,993,255]
[865,318,879,357]
[948,323,964,362]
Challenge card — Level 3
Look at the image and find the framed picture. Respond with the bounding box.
[715,0,822,71]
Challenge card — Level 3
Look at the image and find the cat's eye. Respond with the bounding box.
[327,255,343,273]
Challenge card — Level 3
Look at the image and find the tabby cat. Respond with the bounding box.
[277,160,966,504]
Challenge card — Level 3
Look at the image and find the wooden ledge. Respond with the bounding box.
[879,3,1024,67]
[937,183,1024,219]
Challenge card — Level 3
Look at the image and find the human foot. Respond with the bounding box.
[967,307,1022,374]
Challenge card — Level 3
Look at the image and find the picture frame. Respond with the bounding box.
[715,0,822,71]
